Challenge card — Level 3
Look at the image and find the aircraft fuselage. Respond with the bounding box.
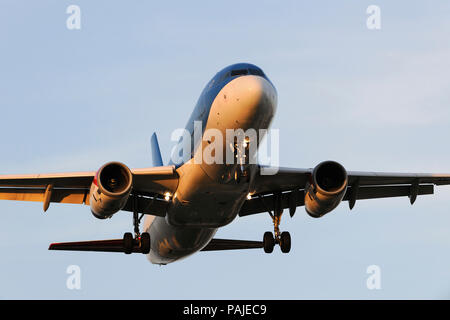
[144,63,277,264]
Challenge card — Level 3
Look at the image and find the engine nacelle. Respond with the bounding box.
[305,161,348,218]
[90,162,133,219]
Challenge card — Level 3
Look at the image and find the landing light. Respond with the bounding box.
[247,193,252,200]
[243,137,250,148]
[164,192,172,201]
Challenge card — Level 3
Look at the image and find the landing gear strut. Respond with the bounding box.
[261,193,291,254]
[123,196,151,254]
[233,136,251,184]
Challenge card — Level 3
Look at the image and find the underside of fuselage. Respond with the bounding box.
[144,63,277,264]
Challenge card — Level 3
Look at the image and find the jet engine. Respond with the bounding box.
[90,162,133,219]
[304,161,348,218]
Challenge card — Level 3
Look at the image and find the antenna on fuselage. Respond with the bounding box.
[150,132,164,167]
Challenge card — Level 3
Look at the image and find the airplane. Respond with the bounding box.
[1,62,450,265]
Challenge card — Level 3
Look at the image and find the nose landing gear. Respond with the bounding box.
[261,193,291,254]
[233,136,251,184]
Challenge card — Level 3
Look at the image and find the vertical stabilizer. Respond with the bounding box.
[150,133,164,167]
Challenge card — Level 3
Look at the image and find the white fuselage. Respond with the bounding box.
[144,74,277,265]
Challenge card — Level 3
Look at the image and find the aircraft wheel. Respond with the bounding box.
[140,232,151,254]
[280,232,291,253]
[263,232,275,254]
[123,232,133,254]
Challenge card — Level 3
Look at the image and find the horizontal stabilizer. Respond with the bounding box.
[201,238,263,251]
[49,239,145,254]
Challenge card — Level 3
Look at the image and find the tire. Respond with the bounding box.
[280,232,291,253]
[140,232,151,254]
[123,232,134,254]
[263,232,275,254]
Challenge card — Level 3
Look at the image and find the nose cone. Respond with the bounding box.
[215,75,277,129]
[230,75,277,123]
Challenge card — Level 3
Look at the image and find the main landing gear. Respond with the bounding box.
[123,197,151,255]
[261,193,291,254]
[48,197,151,255]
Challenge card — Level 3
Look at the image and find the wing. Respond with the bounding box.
[0,171,95,210]
[240,166,450,217]
[0,165,178,216]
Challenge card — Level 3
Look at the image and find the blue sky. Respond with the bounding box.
[1,1,450,299]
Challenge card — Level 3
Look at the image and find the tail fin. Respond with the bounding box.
[150,133,163,167]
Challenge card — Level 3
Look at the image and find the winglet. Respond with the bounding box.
[150,133,164,167]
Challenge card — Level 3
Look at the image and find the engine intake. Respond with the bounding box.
[90,162,133,219]
[305,161,348,218]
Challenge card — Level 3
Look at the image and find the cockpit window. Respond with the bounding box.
[219,72,230,82]
[249,68,264,76]
[230,69,248,77]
